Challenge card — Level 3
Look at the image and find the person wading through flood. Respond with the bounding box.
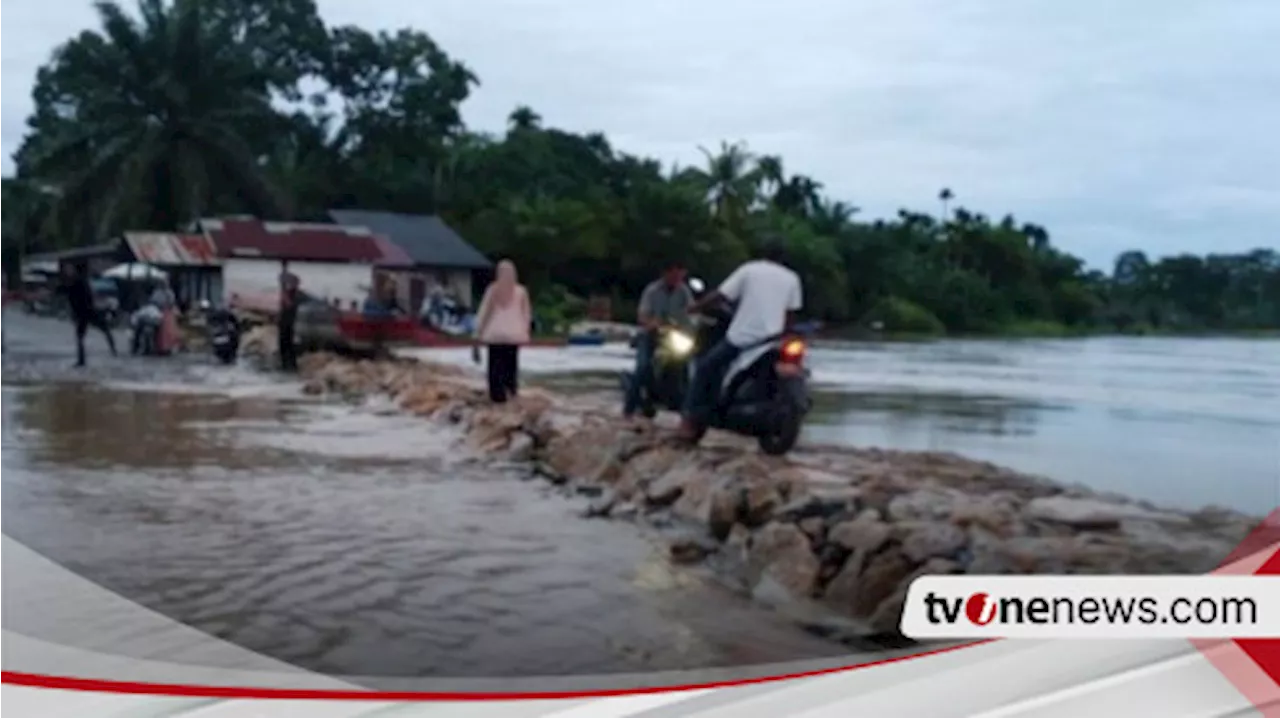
[59,262,118,367]
[278,260,301,372]
[473,260,531,404]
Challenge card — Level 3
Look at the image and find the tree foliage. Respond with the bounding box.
[5,0,1277,334]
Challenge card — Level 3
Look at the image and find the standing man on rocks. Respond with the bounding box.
[278,260,301,372]
[59,262,118,368]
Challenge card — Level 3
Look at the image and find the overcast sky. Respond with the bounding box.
[3,0,1277,268]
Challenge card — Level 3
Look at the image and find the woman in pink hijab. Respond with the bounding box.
[473,259,531,403]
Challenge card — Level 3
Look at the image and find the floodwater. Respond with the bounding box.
[429,338,1280,514]
[1,311,852,681]
[4,310,1276,683]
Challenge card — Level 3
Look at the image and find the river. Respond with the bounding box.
[499,337,1280,514]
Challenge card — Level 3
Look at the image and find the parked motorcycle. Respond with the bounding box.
[619,323,698,418]
[130,304,163,356]
[203,302,241,365]
[681,276,813,456]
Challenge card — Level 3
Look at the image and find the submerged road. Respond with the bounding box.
[1,309,856,685]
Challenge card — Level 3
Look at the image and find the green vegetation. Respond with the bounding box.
[3,0,1278,337]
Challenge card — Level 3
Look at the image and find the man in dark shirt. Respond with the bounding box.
[278,260,301,372]
[624,259,693,419]
[59,263,118,367]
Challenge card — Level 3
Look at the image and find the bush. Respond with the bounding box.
[532,284,588,334]
[997,319,1073,338]
[861,296,945,336]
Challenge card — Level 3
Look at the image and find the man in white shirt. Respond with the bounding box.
[678,239,804,439]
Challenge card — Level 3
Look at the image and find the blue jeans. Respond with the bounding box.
[681,339,741,425]
[624,331,656,416]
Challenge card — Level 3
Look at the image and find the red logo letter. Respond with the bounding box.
[965,592,997,626]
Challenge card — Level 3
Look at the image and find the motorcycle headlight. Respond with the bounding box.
[666,330,695,356]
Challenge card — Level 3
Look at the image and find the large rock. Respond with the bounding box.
[825,547,913,618]
[898,522,968,563]
[866,558,961,633]
[743,482,783,526]
[645,463,702,507]
[886,488,960,522]
[829,513,892,554]
[1025,496,1192,530]
[747,523,820,599]
[950,492,1024,537]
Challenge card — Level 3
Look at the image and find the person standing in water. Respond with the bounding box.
[473,259,531,404]
[278,260,301,372]
[59,262,118,367]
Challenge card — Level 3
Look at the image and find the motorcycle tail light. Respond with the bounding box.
[780,339,806,363]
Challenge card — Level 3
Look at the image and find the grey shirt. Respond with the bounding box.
[638,279,693,328]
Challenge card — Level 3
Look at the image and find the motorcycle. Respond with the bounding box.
[130,304,163,356]
[682,276,813,456]
[619,323,699,418]
[203,301,241,365]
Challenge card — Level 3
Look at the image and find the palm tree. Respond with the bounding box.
[755,154,785,200]
[508,105,543,133]
[693,141,758,223]
[938,187,954,220]
[22,0,290,237]
[810,198,859,236]
[774,174,824,217]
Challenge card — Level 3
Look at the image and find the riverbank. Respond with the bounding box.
[248,328,1263,640]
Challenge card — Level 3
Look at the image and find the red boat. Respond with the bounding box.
[294,301,419,355]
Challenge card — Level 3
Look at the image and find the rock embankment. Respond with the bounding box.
[280,346,1260,638]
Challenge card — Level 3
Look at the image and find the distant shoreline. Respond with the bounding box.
[817,326,1280,343]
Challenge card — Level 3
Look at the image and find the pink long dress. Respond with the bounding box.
[159,308,181,354]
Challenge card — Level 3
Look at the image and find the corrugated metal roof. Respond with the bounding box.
[124,232,220,266]
[201,218,387,263]
[371,235,414,268]
[328,210,492,269]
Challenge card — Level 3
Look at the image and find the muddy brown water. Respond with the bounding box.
[1,311,853,679]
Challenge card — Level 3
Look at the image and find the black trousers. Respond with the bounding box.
[74,311,117,366]
[486,344,520,403]
[278,319,298,372]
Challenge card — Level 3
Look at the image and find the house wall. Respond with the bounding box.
[167,268,222,308]
[376,267,475,314]
[222,258,373,312]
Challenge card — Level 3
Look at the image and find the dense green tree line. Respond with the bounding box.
[4,0,1277,335]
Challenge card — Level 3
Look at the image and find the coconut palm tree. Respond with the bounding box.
[508,105,543,133]
[693,140,758,223]
[20,0,290,236]
[755,154,785,200]
[938,187,954,219]
[810,198,859,236]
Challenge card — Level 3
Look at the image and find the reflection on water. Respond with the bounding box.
[12,384,304,471]
[2,384,850,680]
[804,338,1279,513]
[809,391,1058,439]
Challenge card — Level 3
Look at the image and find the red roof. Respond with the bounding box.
[371,235,414,268]
[124,232,219,266]
[202,218,392,263]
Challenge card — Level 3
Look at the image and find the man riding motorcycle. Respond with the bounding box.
[677,238,803,441]
[624,259,694,420]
